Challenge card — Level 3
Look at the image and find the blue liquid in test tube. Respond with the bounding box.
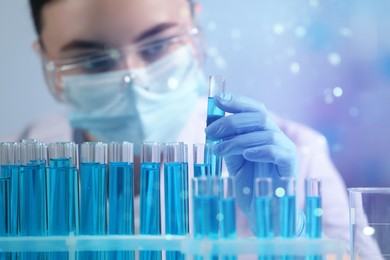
[278,177,296,260]
[0,143,20,241]
[79,142,108,260]
[108,142,135,260]
[1,143,20,260]
[305,179,322,260]
[47,142,78,260]
[219,177,237,260]
[19,141,47,260]
[205,76,226,177]
[164,142,189,260]
[140,142,161,260]
[193,143,211,177]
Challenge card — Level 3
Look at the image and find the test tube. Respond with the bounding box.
[193,143,211,177]
[108,142,135,260]
[79,142,108,260]
[164,142,189,260]
[205,75,226,177]
[255,178,274,239]
[140,142,161,260]
[19,141,47,259]
[305,179,323,260]
[276,177,296,238]
[0,142,20,260]
[219,177,237,260]
[305,178,322,238]
[191,177,216,260]
[255,178,274,260]
[46,142,78,260]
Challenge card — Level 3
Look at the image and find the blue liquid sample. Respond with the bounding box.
[108,162,135,260]
[47,158,78,260]
[164,162,189,260]
[220,198,237,260]
[193,195,219,239]
[305,196,323,260]
[0,165,18,237]
[194,163,211,177]
[280,195,296,238]
[306,196,322,238]
[140,162,161,260]
[19,161,47,260]
[206,97,225,177]
[255,196,273,238]
[79,162,107,260]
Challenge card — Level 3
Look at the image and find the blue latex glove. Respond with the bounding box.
[205,93,299,230]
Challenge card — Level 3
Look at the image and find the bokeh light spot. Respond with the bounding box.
[349,107,359,117]
[243,187,251,195]
[167,77,179,90]
[275,187,286,197]
[328,52,341,65]
[290,62,301,74]
[295,26,307,37]
[363,226,375,236]
[273,23,285,34]
[314,208,323,217]
[217,213,224,222]
[333,87,343,97]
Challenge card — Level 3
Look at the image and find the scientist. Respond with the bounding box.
[17,0,350,243]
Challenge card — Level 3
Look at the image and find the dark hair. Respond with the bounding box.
[30,0,195,37]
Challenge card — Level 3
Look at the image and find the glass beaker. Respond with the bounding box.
[348,187,390,260]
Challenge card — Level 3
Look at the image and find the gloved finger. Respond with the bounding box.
[212,131,292,157]
[214,93,266,113]
[205,112,280,140]
[243,145,297,177]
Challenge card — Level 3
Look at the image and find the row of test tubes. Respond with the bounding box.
[0,140,323,259]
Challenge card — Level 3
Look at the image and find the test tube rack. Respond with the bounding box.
[0,235,347,259]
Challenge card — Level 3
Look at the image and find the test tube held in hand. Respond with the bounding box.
[206,75,226,177]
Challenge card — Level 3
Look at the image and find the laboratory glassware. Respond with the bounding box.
[79,142,108,260]
[348,187,390,260]
[140,142,162,260]
[19,141,47,259]
[47,142,78,260]
[164,142,189,260]
[0,142,20,260]
[205,75,226,177]
[193,143,212,178]
[108,141,135,260]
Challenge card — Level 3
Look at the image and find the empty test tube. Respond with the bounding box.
[140,142,161,260]
[205,75,226,177]
[79,142,108,260]
[193,143,211,177]
[164,142,189,260]
[108,141,135,260]
[19,141,47,259]
[0,142,20,260]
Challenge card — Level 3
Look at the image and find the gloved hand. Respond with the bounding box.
[205,93,298,230]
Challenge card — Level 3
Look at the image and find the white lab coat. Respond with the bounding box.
[5,97,352,256]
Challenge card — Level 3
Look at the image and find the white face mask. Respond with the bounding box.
[62,46,207,151]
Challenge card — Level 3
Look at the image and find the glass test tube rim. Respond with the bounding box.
[208,75,226,97]
[48,142,78,167]
[80,142,108,164]
[0,142,21,165]
[255,177,273,197]
[108,141,134,163]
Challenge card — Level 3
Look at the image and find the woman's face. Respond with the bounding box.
[40,0,194,63]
